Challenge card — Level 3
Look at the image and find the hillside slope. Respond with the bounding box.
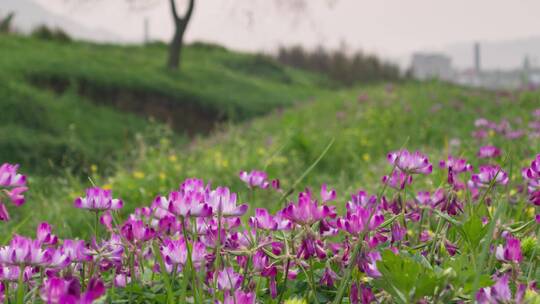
[0,35,331,174]
[105,82,540,206]
[0,36,330,121]
[14,82,540,237]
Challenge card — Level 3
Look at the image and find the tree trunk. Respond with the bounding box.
[167,22,186,70]
[167,0,195,70]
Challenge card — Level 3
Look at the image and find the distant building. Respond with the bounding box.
[453,52,540,90]
[411,53,453,81]
[474,42,481,74]
[410,42,540,90]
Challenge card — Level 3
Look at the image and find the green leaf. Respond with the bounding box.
[459,215,488,251]
[433,209,462,227]
[374,250,443,302]
[442,255,493,294]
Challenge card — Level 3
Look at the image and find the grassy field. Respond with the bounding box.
[9,81,539,238]
[2,37,540,302]
[0,35,331,175]
[0,36,330,118]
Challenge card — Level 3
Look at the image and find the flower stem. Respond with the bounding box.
[300,260,320,304]
[152,242,174,304]
[16,265,24,304]
[212,210,223,302]
[181,216,201,303]
[94,211,99,241]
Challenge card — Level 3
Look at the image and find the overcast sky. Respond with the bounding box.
[34,0,540,60]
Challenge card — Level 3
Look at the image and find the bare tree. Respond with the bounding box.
[72,0,195,70]
[67,0,335,70]
[128,0,195,70]
[0,12,15,33]
[167,0,194,70]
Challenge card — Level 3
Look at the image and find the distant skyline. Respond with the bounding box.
[11,0,540,68]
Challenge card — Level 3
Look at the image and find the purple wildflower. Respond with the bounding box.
[496,236,522,263]
[439,155,473,173]
[476,274,512,303]
[239,170,269,189]
[522,154,540,205]
[349,283,376,304]
[40,277,81,304]
[0,163,26,187]
[0,235,51,266]
[207,187,248,217]
[468,165,509,188]
[62,239,92,263]
[387,150,432,175]
[382,170,412,190]
[0,163,28,221]
[282,190,336,225]
[160,237,206,269]
[120,219,155,244]
[320,267,338,287]
[336,205,384,235]
[439,155,472,189]
[224,290,256,304]
[249,208,278,230]
[113,274,131,288]
[217,267,243,291]
[37,222,58,246]
[478,145,501,159]
[320,183,336,203]
[163,190,212,218]
[391,223,407,243]
[74,187,123,211]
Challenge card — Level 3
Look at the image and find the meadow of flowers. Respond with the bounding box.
[1,102,540,304]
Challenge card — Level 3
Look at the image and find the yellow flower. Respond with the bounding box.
[102,184,112,190]
[90,164,98,173]
[525,289,540,304]
[168,155,177,163]
[160,138,170,146]
[527,207,535,218]
[360,137,369,146]
[362,153,371,161]
[284,298,307,304]
[276,156,288,164]
[221,160,229,168]
[488,130,495,137]
[133,171,145,179]
[159,172,166,180]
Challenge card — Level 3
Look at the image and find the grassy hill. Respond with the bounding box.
[0,35,332,175]
[103,82,540,206]
[10,81,539,237]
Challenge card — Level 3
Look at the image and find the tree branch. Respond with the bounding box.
[170,0,195,24]
[183,0,195,23]
[169,0,179,21]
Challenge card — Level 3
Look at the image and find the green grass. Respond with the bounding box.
[0,36,331,119]
[104,82,538,202]
[0,75,158,176]
[10,81,539,238]
[0,35,332,175]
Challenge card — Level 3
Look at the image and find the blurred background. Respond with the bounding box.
[4,0,540,86]
[1,0,539,236]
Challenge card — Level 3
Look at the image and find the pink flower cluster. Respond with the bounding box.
[523,154,540,205]
[0,145,538,303]
[0,163,28,221]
